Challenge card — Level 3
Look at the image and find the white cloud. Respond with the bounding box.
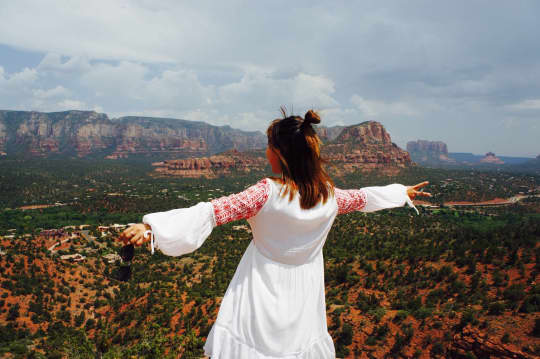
[506,98,540,111]
[0,67,38,90]
[55,99,87,111]
[318,107,361,126]
[37,53,92,74]
[218,69,338,111]
[33,85,71,99]
[350,95,418,118]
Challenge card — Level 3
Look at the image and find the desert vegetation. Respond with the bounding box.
[0,158,538,358]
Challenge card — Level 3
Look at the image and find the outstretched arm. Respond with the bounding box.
[119,178,270,256]
[211,178,270,226]
[335,181,431,215]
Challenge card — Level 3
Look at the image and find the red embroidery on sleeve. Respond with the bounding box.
[335,187,368,215]
[211,178,270,226]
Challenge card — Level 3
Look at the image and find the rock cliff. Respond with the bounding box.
[407,139,456,164]
[0,110,266,158]
[322,121,412,175]
[154,121,413,177]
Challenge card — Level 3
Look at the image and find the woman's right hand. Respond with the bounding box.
[118,223,152,246]
[406,181,432,200]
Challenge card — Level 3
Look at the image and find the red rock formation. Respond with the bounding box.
[323,121,412,175]
[152,149,267,178]
[480,152,504,164]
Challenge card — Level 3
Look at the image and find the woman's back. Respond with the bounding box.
[249,178,338,265]
[205,177,338,358]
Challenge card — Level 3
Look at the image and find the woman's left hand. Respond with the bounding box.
[118,223,152,246]
[406,181,432,200]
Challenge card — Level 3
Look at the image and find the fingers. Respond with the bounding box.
[118,231,128,244]
[119,227,131,238]
[119,225,139,245]
[413,181,429,189]
[130,231,143,246]
[409,189,432,200]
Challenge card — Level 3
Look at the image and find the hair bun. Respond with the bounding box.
[304,110,321,125]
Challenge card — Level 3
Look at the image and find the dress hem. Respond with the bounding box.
[203,323,336,359]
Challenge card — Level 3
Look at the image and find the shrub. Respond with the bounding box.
[85,318,95,330]
[336,323,353,346]
[459,307,479,329]
[368,307,386,323]
[519,294,540,313]
[426,288,445,307]
[413,306,433,320]
[431,342,445,356]
[504,283,526,302]
[393,310,409,323]
[487,301,505,315]
[533,318,540,337]
[504,283,526,309]
[7,303,20,321]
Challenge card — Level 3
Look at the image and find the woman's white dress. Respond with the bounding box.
[142,178,418,358]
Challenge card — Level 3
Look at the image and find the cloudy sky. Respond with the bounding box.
[0,1,538,156]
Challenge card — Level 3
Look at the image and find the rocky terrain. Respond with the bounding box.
[0,110,266,158]
[154,121,413,177]
[407,140,456,165]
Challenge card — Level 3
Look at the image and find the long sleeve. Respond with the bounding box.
[211,178,270,226]
[335,183,419,215]
[142,178,270,257]
[142,202,215,257]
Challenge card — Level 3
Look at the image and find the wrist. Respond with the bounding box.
[143,223,152,231]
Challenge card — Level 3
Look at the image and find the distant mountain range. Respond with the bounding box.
[448,152,533,165]
[1,110,536,175]
[0,110,413,176]
[407,139,539,174]
[0,110,266,159]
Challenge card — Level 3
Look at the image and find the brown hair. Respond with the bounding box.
[267,107,334,209]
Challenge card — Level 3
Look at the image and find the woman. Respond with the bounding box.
[120,109,431,358]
